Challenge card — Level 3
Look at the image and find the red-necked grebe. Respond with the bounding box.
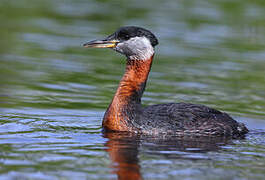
[84,26,248,138]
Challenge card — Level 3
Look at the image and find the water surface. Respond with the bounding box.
[0,0,265,179]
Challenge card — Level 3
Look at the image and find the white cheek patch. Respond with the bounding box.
[115,36,154,60]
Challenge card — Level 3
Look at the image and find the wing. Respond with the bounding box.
[138,102,248,137]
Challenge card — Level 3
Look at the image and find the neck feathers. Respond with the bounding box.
[103,55,154,132]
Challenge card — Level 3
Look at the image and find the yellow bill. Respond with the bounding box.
[83,39,119,48]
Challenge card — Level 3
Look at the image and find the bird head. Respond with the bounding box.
[84,26,158,60]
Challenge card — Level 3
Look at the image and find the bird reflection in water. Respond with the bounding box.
[103,131,234,180]
[104,132,142,180]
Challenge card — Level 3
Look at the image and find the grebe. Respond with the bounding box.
[84,26,248,138]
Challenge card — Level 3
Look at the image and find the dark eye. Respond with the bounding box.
[118,31,130,40]
[124,34,130,40]
[121,33,130,40]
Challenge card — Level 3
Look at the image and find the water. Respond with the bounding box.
[0,0,265,179]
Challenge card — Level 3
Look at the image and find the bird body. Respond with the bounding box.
[84,26,248,138]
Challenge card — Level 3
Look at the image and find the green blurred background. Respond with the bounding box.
[0,0,264,115]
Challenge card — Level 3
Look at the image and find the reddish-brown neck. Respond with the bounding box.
[103,55,154,132]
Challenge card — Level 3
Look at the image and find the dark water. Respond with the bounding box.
[0,0,265,179]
